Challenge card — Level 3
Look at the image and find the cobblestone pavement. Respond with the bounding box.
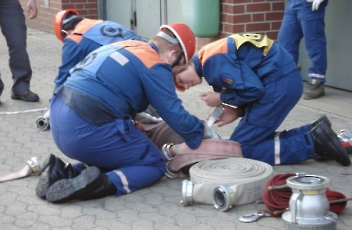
[0,29,351,230]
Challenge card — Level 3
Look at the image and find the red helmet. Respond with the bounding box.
[159,23,196,64]
[53,9,80,42]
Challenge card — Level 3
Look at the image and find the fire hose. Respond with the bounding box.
[260,173,349,217]
[162,139,242,178]
[0,157,42,182]
[181,157,273,211]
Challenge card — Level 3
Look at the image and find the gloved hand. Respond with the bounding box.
[203,121,222,140]
[307,0,325,11]
[135,112,163,124]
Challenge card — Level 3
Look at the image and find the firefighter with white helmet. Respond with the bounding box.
[39,20,207,203]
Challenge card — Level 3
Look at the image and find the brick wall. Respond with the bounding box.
[197,0,285,48]
[19,0,98,33]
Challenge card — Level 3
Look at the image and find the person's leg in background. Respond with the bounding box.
[301,3,328,100]
[0,0,39,102]
[278,3,303,65]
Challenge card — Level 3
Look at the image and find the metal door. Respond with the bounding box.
[104,0,184,40]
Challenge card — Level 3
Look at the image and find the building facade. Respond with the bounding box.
[19,0,352,91]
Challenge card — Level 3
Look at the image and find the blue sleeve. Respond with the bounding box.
[54,39,88,92]
[204,53,265,106]
[142,64,204,149]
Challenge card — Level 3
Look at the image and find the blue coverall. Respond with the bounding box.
[0,0,33,95]
[50,40,205,196]
[278,0,328,83]
[54,19,144,91]
[192,33,317,166]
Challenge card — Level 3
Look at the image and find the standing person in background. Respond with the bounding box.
[278,0,328,100]
[0,0,40,103]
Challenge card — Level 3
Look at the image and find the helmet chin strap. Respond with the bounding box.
[156,31,179,44]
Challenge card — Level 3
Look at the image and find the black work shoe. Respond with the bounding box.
[11,90,39,102]
[311,115,332,129]
[311,121,351,166]
[303,78,325,100]
[80,174,117,200]
[45,166,103,203]
[35,154,80,199]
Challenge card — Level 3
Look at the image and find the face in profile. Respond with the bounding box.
[173,62,202,91]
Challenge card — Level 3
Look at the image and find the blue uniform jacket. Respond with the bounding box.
[64,40,204,149]
[54,19,144,91]
[192,34,298,107]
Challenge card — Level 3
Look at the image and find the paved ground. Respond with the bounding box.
[0,29,352,230]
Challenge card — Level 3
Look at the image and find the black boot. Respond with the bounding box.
[35,154,81,199]
[45,166,104,203]
[311,121,351,166]
[80,174,117,200]
[311,115,331,129]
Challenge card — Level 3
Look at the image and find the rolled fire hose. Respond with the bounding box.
[35,109,50,131]
[181,157,273,212]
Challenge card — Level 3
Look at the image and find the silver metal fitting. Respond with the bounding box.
[282,174,338,230]
[213,185,235,212]
[161,143,174,161]
[180,180,194,206]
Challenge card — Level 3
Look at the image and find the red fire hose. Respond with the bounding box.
[261,173,348,217]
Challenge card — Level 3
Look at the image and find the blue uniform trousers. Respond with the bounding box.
[230,70,316,165]
[50,96,166,196]
[278,0,328,81]
[0,0,32,95]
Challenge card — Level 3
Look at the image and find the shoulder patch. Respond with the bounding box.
[221,77,234,85]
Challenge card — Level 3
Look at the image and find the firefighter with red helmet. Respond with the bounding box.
[37,21,210,203]
[52,9,145,91]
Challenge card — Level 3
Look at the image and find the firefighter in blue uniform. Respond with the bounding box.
[37,23,215,203]
[53,9,145,91]
[38,9,156,130]
[172,33,350,167]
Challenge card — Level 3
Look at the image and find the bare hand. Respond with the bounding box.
[200,92,221,107]
[27,0,38,19]
[215,105,242,127]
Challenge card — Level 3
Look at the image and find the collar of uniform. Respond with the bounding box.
[192,53,203,79]
[148,41,159,54]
